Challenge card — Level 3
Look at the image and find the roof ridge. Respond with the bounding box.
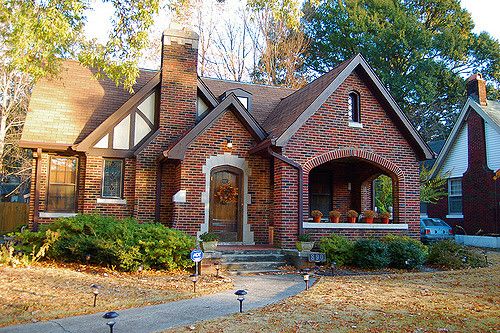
[201,76,297,90]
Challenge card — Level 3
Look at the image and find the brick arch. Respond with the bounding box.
[303,149,405,180]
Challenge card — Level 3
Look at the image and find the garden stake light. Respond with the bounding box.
[330,261,336,276]
[190,274,198,293]
[90,284,101,307]
[103,311,119,333]
[303,272,310,290]
[234,290,247,313]
[85,254,91,265]
[215,262,220,277]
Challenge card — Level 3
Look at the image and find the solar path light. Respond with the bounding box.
[190,274,198,293]
[303,271,310,290]
[234,289,247,313]
[214,262,220,277]
[103,311,119,333]
[90,284,101,307]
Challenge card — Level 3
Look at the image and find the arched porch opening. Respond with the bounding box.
[306,156,400,223]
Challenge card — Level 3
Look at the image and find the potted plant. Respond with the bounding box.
[311,210,323,223]
[363,210,376,223]
[329,210,341,223]
[380,211,390,224]
[199,232,219,251]
[296,233,315,252]
[346,210,358,223]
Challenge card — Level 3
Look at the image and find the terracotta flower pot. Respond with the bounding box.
[347,217,356,223]
[329,216,340,223]
[364,217,374,224]
[313,216,322,223]
[381,217,389,224]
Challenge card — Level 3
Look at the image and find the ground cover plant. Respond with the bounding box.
[9,214,196,271]
[168,253,500,333]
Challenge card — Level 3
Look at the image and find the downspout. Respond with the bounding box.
[267,148,304,236]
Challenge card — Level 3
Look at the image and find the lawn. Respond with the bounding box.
[168,258,500,332]
[0,262,232,327]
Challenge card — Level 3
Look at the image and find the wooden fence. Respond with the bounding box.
[0,202,29,234]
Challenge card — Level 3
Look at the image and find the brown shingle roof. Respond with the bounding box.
[201,77,296,125]
[21,60,157,147]
[262,56,354,138]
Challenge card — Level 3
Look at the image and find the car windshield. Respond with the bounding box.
[422,218,448,227]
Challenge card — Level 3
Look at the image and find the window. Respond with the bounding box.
[448,178,462,215]
[309,170,332,218]
[47,157,78,212]
[102,159,124,198]
[348,91,360,123]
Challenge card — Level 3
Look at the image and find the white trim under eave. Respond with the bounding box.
[303,222,409,230]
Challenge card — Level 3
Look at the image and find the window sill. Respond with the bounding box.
[303,222,408,230]
[39,212,77,218]
[348,121,363,128]
[96,198,127,205]
[446,214,463,219]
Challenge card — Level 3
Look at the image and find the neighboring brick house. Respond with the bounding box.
[20,26,433,248]
[428,74,500,235]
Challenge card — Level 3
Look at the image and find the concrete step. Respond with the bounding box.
[222,261,287,272]
[226,269,282,275]
[219,249,283,255]
[221,253,285,263]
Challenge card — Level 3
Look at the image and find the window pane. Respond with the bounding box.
[103,159,123,198]
[449,179,462,196]
[47,185,76,212]
[449,196,462,214]
[113,115,131,149]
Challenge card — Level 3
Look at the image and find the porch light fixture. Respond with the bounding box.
[303,270,310,290]
[103,311,119,333]
[234,289,247,313]
[226,137,233,148]
[190,274,198,293]
[90,284,101,307]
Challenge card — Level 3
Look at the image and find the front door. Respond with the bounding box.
[209,166,242,242]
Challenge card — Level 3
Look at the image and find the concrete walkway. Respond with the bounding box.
[0,274,311,333]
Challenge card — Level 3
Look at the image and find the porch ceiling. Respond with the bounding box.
[312,157,390,181]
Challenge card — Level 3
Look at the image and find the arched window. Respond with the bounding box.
[348,91,360,123]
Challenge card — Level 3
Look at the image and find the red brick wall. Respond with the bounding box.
[277,71,420,246]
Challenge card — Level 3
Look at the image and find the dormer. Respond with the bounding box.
[222,88,252,111]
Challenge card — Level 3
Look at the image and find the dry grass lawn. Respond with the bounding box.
[169,255,500,333]
[0,262,232,327]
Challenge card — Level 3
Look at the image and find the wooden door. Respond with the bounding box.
[209,166,242,242]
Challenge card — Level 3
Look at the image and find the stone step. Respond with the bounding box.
[226,269,282,275]
[218,249,283,255]
[221,253,286,263]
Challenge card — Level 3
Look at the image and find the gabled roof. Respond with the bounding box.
[201,77,295,124]
[262,54,433,160]
[163,94,266,160]
[432,98,500,176]
[20,60,158,149]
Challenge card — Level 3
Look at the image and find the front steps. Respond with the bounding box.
[219,249,286,275]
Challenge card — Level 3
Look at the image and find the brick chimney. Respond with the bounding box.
[466,73,487,106]
[160,24,199,141]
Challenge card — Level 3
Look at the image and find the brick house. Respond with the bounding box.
[428,74,500,235]
[20,26,433,248]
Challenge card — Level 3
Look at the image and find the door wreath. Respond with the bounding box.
[215,183,238,204]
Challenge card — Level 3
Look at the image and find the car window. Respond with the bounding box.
[431,219,448,227]
[422,218,436,226]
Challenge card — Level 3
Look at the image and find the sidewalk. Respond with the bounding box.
[0,274,311,333]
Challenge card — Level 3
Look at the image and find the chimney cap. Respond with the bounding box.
[466,73,484,83]
[163,22,199,40]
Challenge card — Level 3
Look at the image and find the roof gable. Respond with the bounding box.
[163,94,266,160]
[263,54,433,160]
[432,98,500,177]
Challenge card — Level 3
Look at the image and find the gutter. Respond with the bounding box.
[266,148,304,236]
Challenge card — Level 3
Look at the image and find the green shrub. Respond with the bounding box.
[298,233,311,242]
[352,239,390,269]
[12,214,196,271]
[382,235,428,269]
[428,240,487,269]
[199,232,219,242]
[318,234,354,266]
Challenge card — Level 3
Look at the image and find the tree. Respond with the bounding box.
[0,0,160,198]
[303,0,500,141]
[420,165,449,204]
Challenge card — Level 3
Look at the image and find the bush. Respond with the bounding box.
[199,232,219,242]
[12,214,196,271]
[319,234,354,266]
[382,235,428,269]
[352,239,390,269]
[428,239,487,269]
[298,233,311,242]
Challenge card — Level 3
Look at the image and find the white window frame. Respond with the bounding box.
[447,178,463,218]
